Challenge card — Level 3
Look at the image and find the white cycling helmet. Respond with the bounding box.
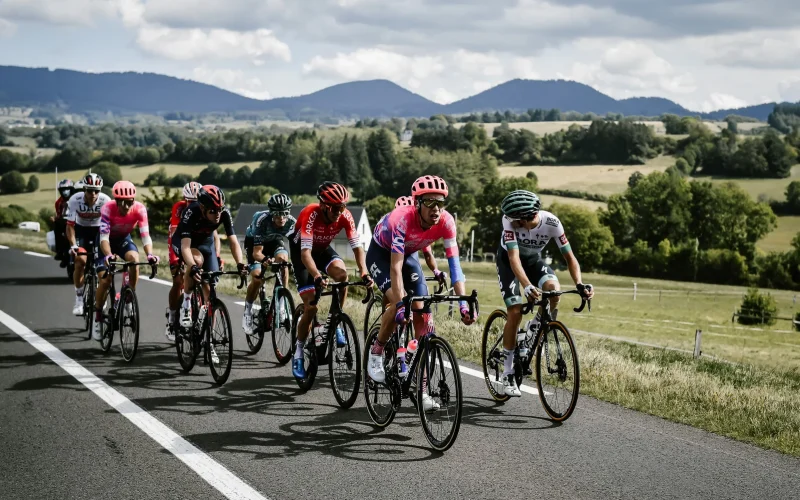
[183,181,201,201]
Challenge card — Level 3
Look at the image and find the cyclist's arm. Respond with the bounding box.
[422,247,437,273]
[100,239,112,259]
[354,246,368,277]
[66,224,76,247]
[65,198,77,246]
[180,237,194,267]
[389,251,405,300]
[213,231,221,256]
[253,245,265,263]
[507,248,533,290]
[553,226,583,287]
[300,248,321,279]
[227,235,243,265]
[99,204,113,258]
[137,204,153,256]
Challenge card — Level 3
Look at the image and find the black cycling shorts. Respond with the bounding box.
[289,240,342,295]
[496,246,558,307]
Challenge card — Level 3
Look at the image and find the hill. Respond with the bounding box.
[0,65,781,121]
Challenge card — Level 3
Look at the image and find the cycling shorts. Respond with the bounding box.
[97,235,138,272]
[74,225,102,268]
[496,246,558,307]
[289,240,342,296]
[171,235,219,273]
[366,240,431,313]
[245,235,290,272]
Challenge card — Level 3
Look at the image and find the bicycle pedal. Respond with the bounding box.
[490,379,505,394]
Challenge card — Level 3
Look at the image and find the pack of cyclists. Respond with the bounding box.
[57,171,594,396]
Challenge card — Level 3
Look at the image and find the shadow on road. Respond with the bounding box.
[0,276,71,286]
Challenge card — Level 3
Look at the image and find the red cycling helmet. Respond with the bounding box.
[112,180,136,199]
[317,181,350,205]
[411,175,448,199]
[198,185,225,210]
[395,196,413,208]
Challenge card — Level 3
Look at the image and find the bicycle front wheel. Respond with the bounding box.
[292,304,318,391]
[206,298,233,385]
[363,326,396,428]
[535,321,580,422]
[83,272,96,337]
[99,293,114,353]
[417,336,463,452]
[363,295,384,341]
[328,314,361,409]
[118,286,140,362]
[481,309,511,403]
[271,287,295,365]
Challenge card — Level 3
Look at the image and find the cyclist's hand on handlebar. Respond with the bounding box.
[217,257,224,270]
[314,274,328,289]
[433,269,447,285]
[103,254,114,267]
[69,245,79,257]
[361,272,374,288]
[147,253,160,265]
[236,262,247,276]
[394,301,408,324]
[524,284,541,302]
[190,264,202,282]
[459,303,476,325]
[577,283,594,299]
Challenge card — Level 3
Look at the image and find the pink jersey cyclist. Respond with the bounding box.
[98,200,152,265]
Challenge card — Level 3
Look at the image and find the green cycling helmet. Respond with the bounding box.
[501,190,541,219]
[268,193,292,212]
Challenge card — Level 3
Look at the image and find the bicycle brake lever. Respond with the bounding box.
[149,263,157,280]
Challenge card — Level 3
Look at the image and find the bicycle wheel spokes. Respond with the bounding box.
[418,336,462,452]
[207,299,233,385]
[118,287,140,362]
[363,326,396,428]
[535,322,580,421]
[481,310,510,402]
[328,315,362,409]
[271,288,295,365]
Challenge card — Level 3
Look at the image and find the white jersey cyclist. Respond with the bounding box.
[499,210,570,261]
[66,191,112,227]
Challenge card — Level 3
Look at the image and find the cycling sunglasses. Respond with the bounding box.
[117,199,134,208]
[514,213,538,222]
[272,211,290,218]
[420,198,446,209]
[324,203,346,214]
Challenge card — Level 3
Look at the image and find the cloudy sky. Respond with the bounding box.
[0,0,799,111]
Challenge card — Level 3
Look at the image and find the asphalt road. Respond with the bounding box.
[1,247,798,500]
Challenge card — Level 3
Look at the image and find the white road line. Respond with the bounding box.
[141,275,173,287]
[0,245,9,249]
[24,251,50,258]
[0,309,269,500]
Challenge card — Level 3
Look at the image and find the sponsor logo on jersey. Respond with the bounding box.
[410,272,419,282]
[545,216,559,227]
[559,234,568,246]
[503,230,514,242]
[369,262,381,276]
[305,210,317,234]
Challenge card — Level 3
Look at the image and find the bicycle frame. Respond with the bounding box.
[309,277,374,361]
[255,261,292,328]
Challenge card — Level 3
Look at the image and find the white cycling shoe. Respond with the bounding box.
[421,393,441,412]
[367,352,386,383]
[179,305,192,328]
[73,296,84,316]
[242,310,254,334]
[91,317,102,341]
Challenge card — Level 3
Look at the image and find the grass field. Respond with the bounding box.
[695,165,800,201]
[452,120,766,137]
[758,216,800,252]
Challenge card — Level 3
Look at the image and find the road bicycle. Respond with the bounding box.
[73,249,97,338]
[96,259,157,362]
[363,276,447,338]
[291,276,373,409]
[246,261,295,363]
[174,269,246,385]
[363,290,478,452]
[481,287,591,421]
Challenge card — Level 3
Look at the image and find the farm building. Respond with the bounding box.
[233,203,373,259]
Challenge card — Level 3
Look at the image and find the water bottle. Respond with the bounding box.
[397,347,408,377]
[406,338,419,364]
[197,304,207,328]
[122,270,130,288]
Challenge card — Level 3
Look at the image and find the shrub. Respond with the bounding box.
[27,174,39,192]
[737,288,778,326]
[0,204,40,228]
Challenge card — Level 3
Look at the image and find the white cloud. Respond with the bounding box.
[302,48,444,87]
[451,50,504,78]
[192,65,271,99]
[0,0,115,26]
[697,93,749,112]
[433,87,458,105]
[137,26,291,64]
[703,29,800,69]
[778,78,800,102]
[0,17,15,37]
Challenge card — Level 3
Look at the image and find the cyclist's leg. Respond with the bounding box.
[496,247,526,396]
[290,241,317,347]
[533,259,560,319]
[119,236,140,290]
[244,237,262,304]
[322,246,347,308]
[402,254,430,339]
[179,239,208,326]
[273,236,290,287]
[168,237,184,317]
[365,242,399,382]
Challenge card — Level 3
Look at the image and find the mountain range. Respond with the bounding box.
[0,65,780,121]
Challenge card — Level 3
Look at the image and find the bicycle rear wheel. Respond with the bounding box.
[363,326,397,428]
[99,293,114,353]
[292,304,318,391]
[481,309,511,403]
[417,336,463,452]
[271,287,295,365]
[83,272,96,338]
[328,314,361,409]
[245,302,265,355]
[175,293,202,372]
[118,286,140,362]
[535,321,580,422]
[206,298,234,385]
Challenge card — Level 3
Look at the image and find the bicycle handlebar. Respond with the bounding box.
[107,260,158,280]
[425,275,446,295]
[521,287,592,314]
[199,269,248,290]
[402,289,479,321]
[310,278,375,306]
[255,261,293,281]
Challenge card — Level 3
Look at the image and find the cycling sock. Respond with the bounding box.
[182,292,191,306]
[168,309,176,323]
[75,287,82,296]
[503,348,515,377]
[370,338,386,355]
[294,340,304,359]
[95,310,102,322]
[245,301,253,312]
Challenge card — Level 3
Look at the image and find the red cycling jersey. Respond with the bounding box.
[168,200,189,266]
[292,203,360,252]
[55,197,69,219]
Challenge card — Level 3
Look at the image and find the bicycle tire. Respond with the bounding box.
[207,298,234,385]
[535,321,580,422]
[417,336,463,452]
[175,292,202,372]
[271,287,295,365]
[292,304,318,391]
[84,271,95,337]
[481,309,511,403]
[245,302,265,355]
[363,326,397,428]
[362,295,384,341]
[99,292,114,353]
[328,313,362,409]
[118,286,140,363]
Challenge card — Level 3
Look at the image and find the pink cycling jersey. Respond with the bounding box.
[373,206,458,258]
[99,201,152,246]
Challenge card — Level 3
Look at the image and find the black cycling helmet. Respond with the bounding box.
[267,193,292,212]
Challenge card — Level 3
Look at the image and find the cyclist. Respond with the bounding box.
[165,181,222,340]
[366,175,476,410]
[53,179,75,265]
[290,181,373,379]
[92,181,159,341]
[66,173,110,317]
[242,193,296,335]
[495,189,594,397]
[175,185,247,328]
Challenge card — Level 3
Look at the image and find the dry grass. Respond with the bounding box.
[694,165,800,201]
[758,216,800,253]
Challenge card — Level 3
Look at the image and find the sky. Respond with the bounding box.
[0,0,799,112]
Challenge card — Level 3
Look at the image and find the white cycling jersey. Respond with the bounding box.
[500,210,571,260]
[66,192,111,227]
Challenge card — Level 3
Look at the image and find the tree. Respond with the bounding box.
[622,170,693,248]
[27,174,39,193]
[0,171,26,194]
[233,165,252,188]
[786,181,800,212]
[367,128,398,188]
[143,166,169,186]
[89,161,122,188]
[546,202,613,271]
[50,140,92,171]
[0,149,30,175]
[363,195,395,223]
[198,162,222,185]
[140,186,182,234]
